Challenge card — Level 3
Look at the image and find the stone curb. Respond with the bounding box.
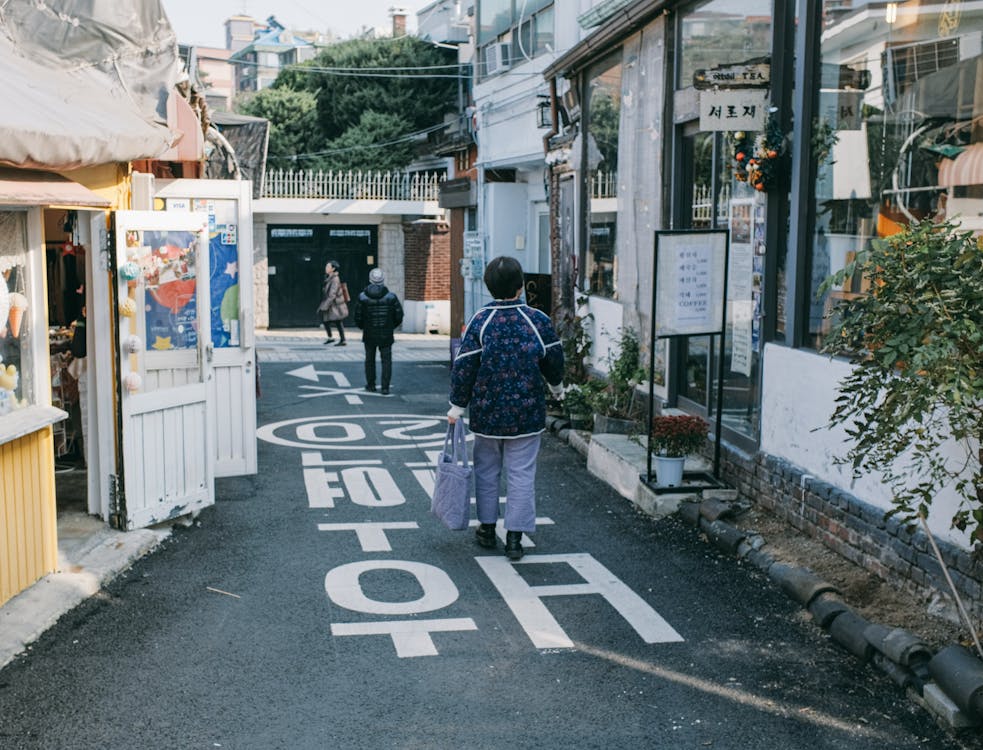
[544,423,983,734]
[682,493,980,730]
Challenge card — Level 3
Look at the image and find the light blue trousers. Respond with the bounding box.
[473,433,542,533]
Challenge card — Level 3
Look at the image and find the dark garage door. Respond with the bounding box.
[268,225,377,328]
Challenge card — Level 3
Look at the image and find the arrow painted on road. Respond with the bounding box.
[287,365,350,386]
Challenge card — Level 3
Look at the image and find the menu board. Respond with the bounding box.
[654,230,728,338]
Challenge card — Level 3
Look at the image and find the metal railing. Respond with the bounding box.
[591,170,618,199]
[262,169,444,201]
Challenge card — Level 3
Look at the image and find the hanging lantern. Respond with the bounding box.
[120,261,141,281]
[123,372,142,393]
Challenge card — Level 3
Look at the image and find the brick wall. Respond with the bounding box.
[402,221,450,301]
[717,444,983,619]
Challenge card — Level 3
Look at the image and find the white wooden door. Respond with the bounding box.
[114,211,213,530]
[83,211,116,520]
[155,180,257,477]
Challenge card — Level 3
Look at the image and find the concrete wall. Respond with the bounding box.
[760,343,970,549]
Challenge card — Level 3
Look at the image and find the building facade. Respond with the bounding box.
[538,0,983,615]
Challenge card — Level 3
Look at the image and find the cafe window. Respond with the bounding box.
[678,0,773,89]
[806,1,983,349]
[0,211,35,416]
[584,52,622,299]
[672,0,773,444]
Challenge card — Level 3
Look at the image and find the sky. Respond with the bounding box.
[160,0,429,48]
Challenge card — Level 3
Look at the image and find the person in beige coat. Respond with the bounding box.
[317,260,348,346]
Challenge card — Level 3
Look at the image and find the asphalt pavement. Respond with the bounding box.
[0,338,969,749]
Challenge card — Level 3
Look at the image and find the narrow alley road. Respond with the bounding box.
[0,351,967,749]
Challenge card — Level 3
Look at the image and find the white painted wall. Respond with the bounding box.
[403,300,450,335]
[760,343,973,549]
[585,295,624,374]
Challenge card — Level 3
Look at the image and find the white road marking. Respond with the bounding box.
[476,554,684,649]
[330,618,478,658]
[317,522,419,552]
[304,469,343,508]
[325,560,459,615]
[341,467,406,507]
[286,365,350,385]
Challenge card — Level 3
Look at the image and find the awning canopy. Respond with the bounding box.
[0,1,179,170]
[0,168,111,208]
[938,143,983,188]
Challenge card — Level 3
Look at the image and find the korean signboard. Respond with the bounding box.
[699,90,768,132]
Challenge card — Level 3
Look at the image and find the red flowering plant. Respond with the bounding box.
[649,414,709,457]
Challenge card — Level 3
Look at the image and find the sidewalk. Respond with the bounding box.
[256,328,452,363]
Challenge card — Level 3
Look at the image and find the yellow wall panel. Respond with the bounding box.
[0,427,58,608]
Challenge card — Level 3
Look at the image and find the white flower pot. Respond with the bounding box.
[653,455,686,487]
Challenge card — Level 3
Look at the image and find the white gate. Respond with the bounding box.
[155,179,257,477]
[114,211,213,529]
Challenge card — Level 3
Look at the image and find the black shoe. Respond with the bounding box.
[323,338,333,345]
[334,340,346,347]
[475,523,496,549]
[505,531,524,560]
[365,385,376,392]
[381,386,390,395]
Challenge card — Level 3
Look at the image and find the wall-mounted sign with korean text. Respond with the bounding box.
[693,60,770,90]
[699,90,768,132]
[654,230,728,338]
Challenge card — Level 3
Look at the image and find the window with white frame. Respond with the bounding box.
[476,1,554,79]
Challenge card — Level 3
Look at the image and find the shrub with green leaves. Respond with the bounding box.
[588,327,646,419]
[820,218,983,543]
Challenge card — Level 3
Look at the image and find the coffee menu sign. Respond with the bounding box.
[654,230,728,339]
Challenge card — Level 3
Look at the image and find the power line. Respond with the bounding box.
[197,55,541,79]
[269,121,451,162]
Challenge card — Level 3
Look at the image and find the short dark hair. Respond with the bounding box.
[327,259,340,273]
[483,256,524,299]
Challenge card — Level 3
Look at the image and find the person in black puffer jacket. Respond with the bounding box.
[353,268,404,395]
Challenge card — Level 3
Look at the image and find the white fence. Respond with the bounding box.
[691,183,732,227]
[262,170,443,201]
[591,170,617,199]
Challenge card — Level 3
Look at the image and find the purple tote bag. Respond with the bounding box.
[431,420,473,530]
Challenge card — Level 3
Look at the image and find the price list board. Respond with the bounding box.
[654,230,729,339]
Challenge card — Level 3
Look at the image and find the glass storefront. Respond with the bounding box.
[673,0,773,442]
[807,1,983,349]
[0,211,34,416]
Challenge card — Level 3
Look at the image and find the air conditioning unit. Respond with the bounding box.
[485,42,511,75]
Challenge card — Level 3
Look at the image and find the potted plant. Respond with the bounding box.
[556,299,596,428]
[589,327,646,434]
[648,413,709,487]
[563,381,600,431]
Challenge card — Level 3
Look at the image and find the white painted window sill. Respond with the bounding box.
[0,405,68,446]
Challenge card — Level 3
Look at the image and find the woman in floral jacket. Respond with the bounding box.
[447,256,564,560]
